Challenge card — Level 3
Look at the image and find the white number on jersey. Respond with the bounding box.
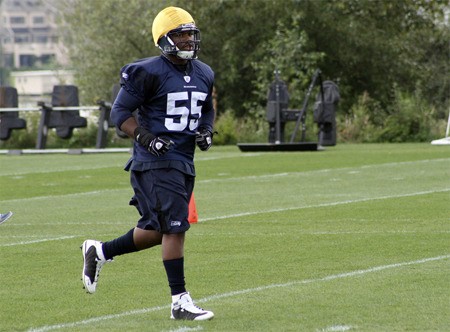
[165,91,207,132]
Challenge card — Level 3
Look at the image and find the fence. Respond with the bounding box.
[0,84,129,153]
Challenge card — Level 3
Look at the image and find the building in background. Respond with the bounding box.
[0,0,72,99]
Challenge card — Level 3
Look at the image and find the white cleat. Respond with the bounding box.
[81,240,109,293]
[0,211,13,224]
[171,292,214,321]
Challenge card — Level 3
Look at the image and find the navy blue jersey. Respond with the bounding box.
[111,55,215,167]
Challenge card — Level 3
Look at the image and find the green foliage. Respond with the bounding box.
[213,109,268,144]
[379,88,440,142]
[250,13,324,116]
[338,86,443,143]
[213,110,239,145]
[300,0,450,114]
[56,0,165,103]
[40,0,450,145]
[338,92,384,143]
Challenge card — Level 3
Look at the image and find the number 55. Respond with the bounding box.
[166,91,207,132]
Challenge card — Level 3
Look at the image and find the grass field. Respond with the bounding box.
[0,143,449,332]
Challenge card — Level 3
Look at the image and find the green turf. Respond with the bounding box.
[0,143,449,331]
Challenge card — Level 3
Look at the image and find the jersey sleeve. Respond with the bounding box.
[110,87,141,129]
[119,63,149,102]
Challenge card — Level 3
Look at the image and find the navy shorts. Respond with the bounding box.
[129,168,194,234]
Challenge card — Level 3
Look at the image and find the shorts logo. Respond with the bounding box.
[171,221,182,227]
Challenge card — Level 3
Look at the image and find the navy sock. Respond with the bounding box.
[163,257,186,296]
[102,228,138,260]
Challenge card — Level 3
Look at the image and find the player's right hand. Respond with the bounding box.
[134,127,174,156]
[147,136,174,156]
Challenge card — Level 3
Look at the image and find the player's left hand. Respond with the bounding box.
[196,129,213,151]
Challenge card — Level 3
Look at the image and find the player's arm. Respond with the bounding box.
[196,91,215,151]
[112,87,173,156]
[110,87,141,138]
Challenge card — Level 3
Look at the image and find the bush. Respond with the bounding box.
[378,88,440,142]
[338,92,383,143]
[213,109,268,144]
[337,87,444,143]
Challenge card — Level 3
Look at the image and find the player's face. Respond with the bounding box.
[170,31,195,51]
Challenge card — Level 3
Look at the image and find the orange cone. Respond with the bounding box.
[188,193,198,224]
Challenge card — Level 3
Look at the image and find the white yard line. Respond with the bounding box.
[318,325,353,332]
[0,189,127,203]
[1,188,448,232]
[28,254,450,332]
[0,152,257,177]
[199,188,450,222]
[0,235,75,247]
[0,157,448,178]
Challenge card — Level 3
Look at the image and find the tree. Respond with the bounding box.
[58,0,449,126]
[299,0,449,113]
[57,0,164,103]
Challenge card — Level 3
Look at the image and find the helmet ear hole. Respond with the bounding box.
[157,26,200,60]
[158,35,176,53]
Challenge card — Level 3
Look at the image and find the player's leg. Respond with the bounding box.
[81,228,163,293]
[81,170,163,294]
[156,170,214,320]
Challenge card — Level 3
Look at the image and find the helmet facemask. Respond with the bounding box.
[158,24,201,60]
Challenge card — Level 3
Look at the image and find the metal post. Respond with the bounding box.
[36,102,51,149]
[96,101,111,149]
[274,69,281,144]
[290,69,322,143]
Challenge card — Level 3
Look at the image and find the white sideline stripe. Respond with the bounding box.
[28,254,450,332]
[199,188,450,222]
[0,235,75,247]
[319,325,353,332]
[1,188,448,231]
[199,158,450,184]
[1,156,448,178]
[1,158,449,204]
[1,189,127,203]
[167,326,203,332]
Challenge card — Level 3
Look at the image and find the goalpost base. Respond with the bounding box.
[431,137,450,145]
[431,111,450,145]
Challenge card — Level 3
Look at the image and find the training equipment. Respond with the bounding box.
[0,87,26,140]
[171,292,214,320]
[188,194,198,224]
[81,240,109,293]
[238,69,327,152]
[313,80,340,146]
[0,211,13,224]
[195,129,213,151]
[152,7,200,60]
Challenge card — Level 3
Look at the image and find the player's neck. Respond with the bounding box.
[165,54,188,65]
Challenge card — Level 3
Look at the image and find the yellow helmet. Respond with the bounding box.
[152,6,200,60]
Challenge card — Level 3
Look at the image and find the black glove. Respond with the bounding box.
[134,127,174,156]
[195,128,213,151]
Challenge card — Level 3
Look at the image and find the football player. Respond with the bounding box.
[81,6,215,321]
